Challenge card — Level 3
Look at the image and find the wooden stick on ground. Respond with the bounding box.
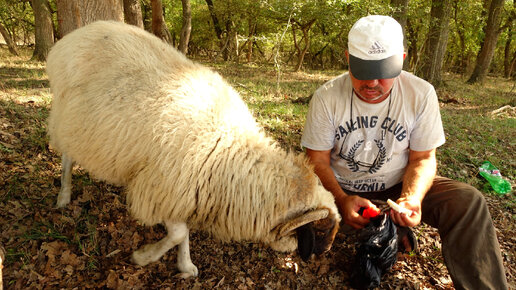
[0,245,4,290]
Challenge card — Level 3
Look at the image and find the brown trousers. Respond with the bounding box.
[346,176,508,290]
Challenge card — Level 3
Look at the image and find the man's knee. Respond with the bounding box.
[425,179,489,228]
[444,183,492,232]
[453,183,486,212]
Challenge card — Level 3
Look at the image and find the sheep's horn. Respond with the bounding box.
[278,208,329,237]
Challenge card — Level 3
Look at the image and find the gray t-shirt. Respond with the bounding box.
[301,71,445,192]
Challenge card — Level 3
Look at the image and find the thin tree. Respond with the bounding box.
[205,0,223,41]
[204,0,231,60]
[0,22,19,56]
[292,18,315,72]
[504,24,515,78]
[467,0,505,84]
[123,0,143,28]
[418,0,452,86]
[31,0,54,61]
[502,0,515,79]
[246,19,256,63]
[178,0,191,54]
[150,0,172,43]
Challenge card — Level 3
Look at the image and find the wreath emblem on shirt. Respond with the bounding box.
[340,139,386,173]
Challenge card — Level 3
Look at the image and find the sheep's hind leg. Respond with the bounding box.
[56,153,73,208]
[132,221,198,277]
[176,228,198,276]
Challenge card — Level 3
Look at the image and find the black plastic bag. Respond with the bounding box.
[350,213,398,289]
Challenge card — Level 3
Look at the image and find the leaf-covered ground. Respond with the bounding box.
[0,48,515,289]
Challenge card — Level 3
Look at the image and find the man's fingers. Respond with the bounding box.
[390,209,420,227]
[390,210,408,227]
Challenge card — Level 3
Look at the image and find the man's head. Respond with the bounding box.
[347,15,405,81]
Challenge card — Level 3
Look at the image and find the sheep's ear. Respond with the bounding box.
[278,208,329,237]
[296,224,315,262]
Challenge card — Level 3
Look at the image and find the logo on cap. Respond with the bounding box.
[369,41,386,54]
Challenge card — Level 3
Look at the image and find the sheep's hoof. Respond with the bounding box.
[56,193,71,208]
[178,261,199,277]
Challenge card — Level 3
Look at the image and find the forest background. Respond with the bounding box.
[0,0,515,288]
[1,0,515,84]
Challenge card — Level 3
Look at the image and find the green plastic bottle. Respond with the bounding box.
[479,161,512,194]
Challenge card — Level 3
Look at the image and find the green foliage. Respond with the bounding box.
[446,0,485,73]
[2,0,515,77]
[0,0,35,45]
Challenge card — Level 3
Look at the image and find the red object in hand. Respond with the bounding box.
[362,207,381,219]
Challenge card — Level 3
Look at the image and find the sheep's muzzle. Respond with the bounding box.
[312,214,339,255]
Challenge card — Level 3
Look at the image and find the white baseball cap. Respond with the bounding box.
[348,15,404,80]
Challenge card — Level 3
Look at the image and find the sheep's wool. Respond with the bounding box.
[47,21,338,248]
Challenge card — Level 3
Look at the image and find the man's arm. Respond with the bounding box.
[305,148,376,229]
[390,148,437,227]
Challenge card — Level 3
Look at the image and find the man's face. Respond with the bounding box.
[345,51,403,103]
[349,72,395,104]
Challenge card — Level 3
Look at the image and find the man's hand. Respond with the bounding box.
[391,148,436,227]
[337,195,377,229]
[389,197,422,227]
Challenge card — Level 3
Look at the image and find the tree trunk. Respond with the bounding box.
[123,0,143,28]
[391,0,409,70]
[0,22,19,56]
[504,25,513,78]
[467,0,505,84]
[222,3,235,61]
[247,21,256,63]
[178,0,191,54]
[205,0,229,60]
[56,0,124,37]
[503,0,515,78]
[31,0,54,61]
[391,0,409,29]
[205,0,223,40]
[510,53,516,79]
[293,19,315,72]
[150,0,172,43]
[405,18,418,71]
[418,0,452,86]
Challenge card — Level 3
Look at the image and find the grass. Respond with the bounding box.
[435,75,515,192]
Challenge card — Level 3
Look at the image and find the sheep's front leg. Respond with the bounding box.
[56,153,73,208]
[131,221,198,276]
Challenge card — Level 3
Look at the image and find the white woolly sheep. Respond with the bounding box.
[46,21,340,276]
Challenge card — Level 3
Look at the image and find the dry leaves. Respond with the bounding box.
[0,90,514,289]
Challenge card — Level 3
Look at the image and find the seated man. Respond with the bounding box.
[301,15,508,289]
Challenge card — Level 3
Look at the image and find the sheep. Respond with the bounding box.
[46,21,341,277]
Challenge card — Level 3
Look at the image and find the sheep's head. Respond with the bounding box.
[269,207,340,261]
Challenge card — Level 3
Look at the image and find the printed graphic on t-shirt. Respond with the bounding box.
[333,113,408,192]
[335,115,406,169]
[335,173,387,192]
